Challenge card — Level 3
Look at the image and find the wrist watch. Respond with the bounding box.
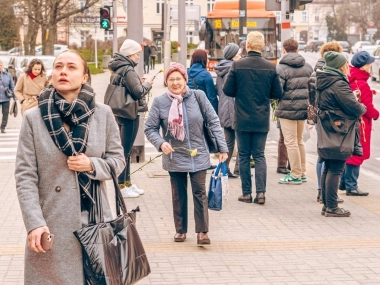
[86,161,95,175]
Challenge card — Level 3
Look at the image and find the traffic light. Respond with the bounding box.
[289,0,313,12]
[100,7,111,30]
[300,0,313,4]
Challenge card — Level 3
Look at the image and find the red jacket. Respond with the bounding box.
[346,67,379,166]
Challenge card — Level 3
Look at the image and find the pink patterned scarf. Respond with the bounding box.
[167,90,186,141]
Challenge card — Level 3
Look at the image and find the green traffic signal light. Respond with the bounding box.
[101,19,111,29]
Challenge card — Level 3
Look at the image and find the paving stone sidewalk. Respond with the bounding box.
[2,67,380,284]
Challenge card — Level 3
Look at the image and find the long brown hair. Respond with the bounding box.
[25,59,46,76]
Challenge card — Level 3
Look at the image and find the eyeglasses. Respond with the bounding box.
[167,77,183,83]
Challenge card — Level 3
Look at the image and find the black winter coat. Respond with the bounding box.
[316,67,366,117]
[275,53,313,120]
[223,51,283,132]
[108,53,152,101]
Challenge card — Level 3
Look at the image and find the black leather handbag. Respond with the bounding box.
[74,164,150,285]
[104,68,138,120]
[193,90,219,153]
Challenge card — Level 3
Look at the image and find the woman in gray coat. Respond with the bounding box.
[145,63,228,245]
[15,50,125,284]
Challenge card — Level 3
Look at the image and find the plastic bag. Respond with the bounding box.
[208,162,228,211]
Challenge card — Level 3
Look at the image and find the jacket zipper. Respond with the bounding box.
[182,100,195,172]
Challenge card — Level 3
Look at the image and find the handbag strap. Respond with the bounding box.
[193,90,207,124]
[191,78,199,90]
[107,163,128,216]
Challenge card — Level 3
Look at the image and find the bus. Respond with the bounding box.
[199,0,278,70]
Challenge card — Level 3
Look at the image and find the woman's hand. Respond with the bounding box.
[28,226,50,253]
[160,142,175,155]
[219,152,228,162]
[67,153,93,172]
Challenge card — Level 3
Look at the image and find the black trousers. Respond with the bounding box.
[0,101,10,130]
[321,159,346,208]
[224,127,239,173]
[115,115,139,184]
[149,56,156,69]
[144,58,150,73]
[168,170,208,234]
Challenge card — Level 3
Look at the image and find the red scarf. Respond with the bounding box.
[29,73,37,80]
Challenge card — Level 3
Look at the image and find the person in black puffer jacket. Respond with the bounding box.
[317,51,366,218]
[308,41,343,203]
[275,39,313,185]
[214,43,241,178]
[108,39,153,198]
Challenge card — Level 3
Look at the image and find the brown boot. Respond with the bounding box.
[197,232,210,245]
[238,193,252,203]
[174,233,186,242]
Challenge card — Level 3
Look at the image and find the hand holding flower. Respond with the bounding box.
[160,142,175,155]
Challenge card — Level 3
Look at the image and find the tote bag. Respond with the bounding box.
[208,162,228,211]
[104,69,138,120]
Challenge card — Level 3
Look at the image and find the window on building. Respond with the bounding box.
[314,9,320,22]
[104,30,113,41]
[79,1,89,14]
[156,0,164,14]
[207,0,215,12]
[314,30,319,40]
[301,11,308,22]
[80,30,90,47]
[186,0,194,5]
[187,31,194,44]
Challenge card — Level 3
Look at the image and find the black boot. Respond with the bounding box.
[325,206,351,217]
[321,205,326,216]
[317,189,321,203]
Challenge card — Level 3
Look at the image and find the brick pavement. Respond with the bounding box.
[2,65,380,284]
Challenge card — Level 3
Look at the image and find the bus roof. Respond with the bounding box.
[207,0,276,18]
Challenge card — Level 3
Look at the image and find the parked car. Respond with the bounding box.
[35,44,68,56]
[337,41,351,53]
[297,41,306,51]
[351,41,371,54]
[304,40,324,52]
[370,46,380,82]
[361,45,380,56]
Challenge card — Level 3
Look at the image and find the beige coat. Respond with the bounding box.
[15,73,47,115]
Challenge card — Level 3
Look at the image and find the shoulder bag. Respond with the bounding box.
[0,74,14,98]
[104,68,138,120]
[193,90,219,153]
[73,164,150,285]
[9,99,17,117]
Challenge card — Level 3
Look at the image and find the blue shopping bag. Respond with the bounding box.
[207,162,227,211]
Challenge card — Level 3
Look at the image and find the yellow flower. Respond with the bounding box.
[189,148,198,157]
[159,69,164,73]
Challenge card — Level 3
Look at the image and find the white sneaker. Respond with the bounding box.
[121,186,140,198]
[130,184,144,195]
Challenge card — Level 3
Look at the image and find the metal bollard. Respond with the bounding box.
[130,114,145,163]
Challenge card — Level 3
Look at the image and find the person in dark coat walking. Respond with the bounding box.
[316,51,366,217]
[214,43,241,178]
[143,40,151,74]
[223,31,283,204]
[339,51,379,196]
[275,39,313,185]
[149,42,157,70]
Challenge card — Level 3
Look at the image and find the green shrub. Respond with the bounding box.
[88,63,104,75]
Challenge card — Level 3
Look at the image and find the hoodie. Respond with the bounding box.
[108,53,151,101]
[214,59,234,128]
[187,63,218,114]
[275,53,313,120]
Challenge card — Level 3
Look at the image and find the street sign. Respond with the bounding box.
[265,0,280,11]
[367,28,378,35]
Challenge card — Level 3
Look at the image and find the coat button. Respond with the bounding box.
[55,186,62,192]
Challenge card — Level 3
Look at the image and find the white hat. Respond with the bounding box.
[119,39,142,57]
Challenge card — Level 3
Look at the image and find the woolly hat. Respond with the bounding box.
[223,43,240,60]
[164,63,188,84]
[324,51,347,69]
[351,51,375,68]
[119,39,142,57]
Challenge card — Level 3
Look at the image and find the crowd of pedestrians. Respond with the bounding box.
[10,32,378,283]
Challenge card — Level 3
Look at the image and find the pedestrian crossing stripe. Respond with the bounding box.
[0,129,19,161]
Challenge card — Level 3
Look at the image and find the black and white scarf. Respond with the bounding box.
[39,84,96,210]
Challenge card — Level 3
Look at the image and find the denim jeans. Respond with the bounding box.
[115,115,140,184]
[321,159,346,209]
[236,131,268,194]
[224,127,239,173]
[168,170,208,234]
[0,101,10,130]
[340,164,360,191]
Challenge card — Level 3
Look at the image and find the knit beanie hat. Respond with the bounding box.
[223,43,240,60]
[324,51,347,69]
[119,39,142,57]
[164,63,188,84]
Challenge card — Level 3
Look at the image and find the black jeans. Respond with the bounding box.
[149,56,156,69]
[116,115,139,184]
[236,131,268,194]
[0,101,10,130]
[321,159,346,209]
[224,127,239,173]
[144,58,150,73]
[168,170,208,234]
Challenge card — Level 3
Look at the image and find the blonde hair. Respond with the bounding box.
[319,41,343,57]
[246,31,265,52]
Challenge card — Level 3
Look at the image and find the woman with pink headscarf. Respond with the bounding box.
[145,63,228,245]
